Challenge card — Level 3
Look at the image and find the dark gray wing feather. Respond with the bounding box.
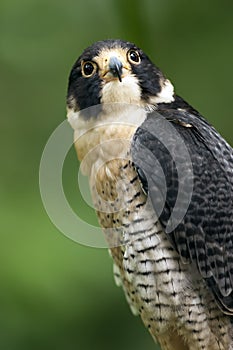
[131,106,233,314]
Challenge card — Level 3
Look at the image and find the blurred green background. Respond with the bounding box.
[1,1,232,349]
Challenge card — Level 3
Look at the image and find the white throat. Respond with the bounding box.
[101,75,142,105]
[101,75,174,107]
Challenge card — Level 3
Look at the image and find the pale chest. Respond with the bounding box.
[91,156,187,324]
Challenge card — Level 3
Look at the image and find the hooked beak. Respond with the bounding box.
[107,56,123,82]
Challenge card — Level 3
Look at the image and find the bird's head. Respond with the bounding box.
[67,39,174,115]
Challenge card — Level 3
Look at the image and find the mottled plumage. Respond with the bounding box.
[67,39,233,349]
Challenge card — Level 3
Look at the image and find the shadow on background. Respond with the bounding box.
[0,1,232,349]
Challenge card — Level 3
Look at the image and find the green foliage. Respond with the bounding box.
[0,1,232,349]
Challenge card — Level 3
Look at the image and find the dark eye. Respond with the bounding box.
[127,50,141,64]
[82,61,97,77]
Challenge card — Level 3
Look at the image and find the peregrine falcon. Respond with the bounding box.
[66,39,233,350]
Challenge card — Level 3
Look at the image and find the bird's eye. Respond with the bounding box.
[127,50,141,64]
[82,61,97,77]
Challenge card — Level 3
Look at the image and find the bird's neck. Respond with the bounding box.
[68,103,147,175]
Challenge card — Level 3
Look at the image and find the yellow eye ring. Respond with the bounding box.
[81,61,97,77]
[127,49,141,65]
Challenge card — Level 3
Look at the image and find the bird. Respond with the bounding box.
[66,39,233,350]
